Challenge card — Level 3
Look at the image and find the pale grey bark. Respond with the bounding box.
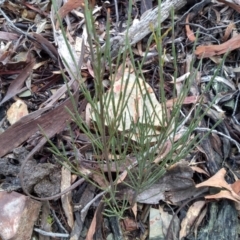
[103,0,187,59]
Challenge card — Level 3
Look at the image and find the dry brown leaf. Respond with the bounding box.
[58,0,84,18]
[191,166,210,177]
[195,34,240,58]
[185,14,196,42]
[122,217,138,231]
[196,168,232,191]
[21,9,36,20]
[86,212,97,240]
[209,133,222,157]
[180,200,205,239]
[61,166,74,228]
[22,2,48,17]
[194,206,207,238]
[218,0,240,13]
[222,22,235,42]
[137,161,204,204]
[132,203,137,219]
[196,168,240,202]
[7,100,28,125]
[32,33,58,61]
[86,202,104,240]
[212,8,221,23]
[205,190,239,202]
[0,59,35,105]
[231,179,240,195]
[0,31,19,41]
[87,59,95,77]
[166,96,199,107]
[56,0,84,29]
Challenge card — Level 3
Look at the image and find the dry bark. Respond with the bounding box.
[103,0,187,59]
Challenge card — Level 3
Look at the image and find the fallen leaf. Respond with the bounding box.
[196,168,231,190]
[154,140,172,164]
[222,22,235,42]
[195,34,240,58]
[91,72,164,142]
[186,14,196,42]
[54,29,81,81]
[231,179,240,195]
[0,59,35,105]
[218,0,240,13]
[179,201,205,239]
[205,190,239,202]
[136,161,205,204]
[194,206,207,238]
[196,168,240,202]
[32,33,58,62]
[132,203,137,219]
[0,31,19,41]
[166,96,199,108]
[61,166,74,228]
[122,217,138,231]
[58,0,84,19]
[7,99,28,125]
[191,166,210,177]
[86,202,104,240]
[56,0,84,29]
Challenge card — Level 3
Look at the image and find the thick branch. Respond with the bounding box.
[103,0,187,59]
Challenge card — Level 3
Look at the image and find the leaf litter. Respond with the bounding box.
[1,0,240,239]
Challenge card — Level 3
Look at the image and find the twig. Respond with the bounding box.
[180,20,240,31]
[102,0,187,59]
[51,210,69,234]
[0,7,29,36]
[232,91,240,125]
[174,0,210,24]
[113,0,119,23]
[81,191,105,220]
[34,228,69,237]
[194,30,220,44]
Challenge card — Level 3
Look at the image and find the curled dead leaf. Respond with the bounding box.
[56,0,84,29]
[196,168,231,190]
[196,168,240,202]
[195,35,240,58]
[218,0,240,13]
[222,22,235,42]
[185,14,196,42]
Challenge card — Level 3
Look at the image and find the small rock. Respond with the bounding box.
[0,191,41,240]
